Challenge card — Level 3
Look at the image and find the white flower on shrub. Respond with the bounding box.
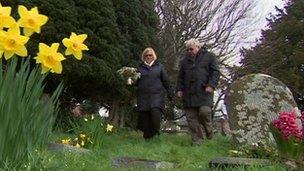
[98,107,109,118]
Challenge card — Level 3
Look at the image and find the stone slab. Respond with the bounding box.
[48,142,91,153]
[112,156,174,170]
[209,157,271,169]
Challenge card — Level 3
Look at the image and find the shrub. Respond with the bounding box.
[65,114,114,148]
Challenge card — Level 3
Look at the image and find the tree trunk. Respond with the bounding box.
[109,100,120,127]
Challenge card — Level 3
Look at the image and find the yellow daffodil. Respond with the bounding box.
[61,139,71,145]
[106,124,114,132]
[79,134,86,139]
[75,143,81,148]
[17,5,48,36]
[34,43,65,74]
[0,3,16,29]
[0,26,29,60]
[81,141,85,147]
[62,32,89,60]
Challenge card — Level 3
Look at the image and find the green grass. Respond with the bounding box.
[32,130,286,170]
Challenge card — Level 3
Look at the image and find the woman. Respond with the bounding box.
[136,47,172,139]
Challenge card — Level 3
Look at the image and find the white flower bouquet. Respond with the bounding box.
[117,66,141,85]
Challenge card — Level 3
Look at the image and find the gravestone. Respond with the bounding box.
[112,157,174,169]
[209,157,271,169]
[225,73,300,147]
[48,142,91,153]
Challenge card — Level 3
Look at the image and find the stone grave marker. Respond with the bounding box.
[48,142,91,153]
[112,156,174,170]
[209,157,271,169]
[225,73,300,147]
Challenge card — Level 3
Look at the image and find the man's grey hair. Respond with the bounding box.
[185,38,202,48]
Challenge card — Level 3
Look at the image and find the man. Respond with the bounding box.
[176,38,220,145]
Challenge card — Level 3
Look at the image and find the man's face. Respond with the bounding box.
[186,45,200,57]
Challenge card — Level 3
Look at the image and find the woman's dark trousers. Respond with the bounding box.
[138,108,162,139]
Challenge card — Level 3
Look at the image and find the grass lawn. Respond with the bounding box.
[35,130,286,170]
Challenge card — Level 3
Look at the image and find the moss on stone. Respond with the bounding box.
[226,74,299,148]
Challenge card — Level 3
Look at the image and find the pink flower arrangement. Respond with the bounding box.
[272,111,302,140]
[270,111,304,161]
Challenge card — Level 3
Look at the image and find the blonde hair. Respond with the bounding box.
[185,38,202,48]
[141,47,157,61]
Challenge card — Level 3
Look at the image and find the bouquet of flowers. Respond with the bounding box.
[270,111,304,161]
[117,66,141,85]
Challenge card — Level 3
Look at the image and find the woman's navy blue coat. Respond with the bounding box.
[136,61,172,111]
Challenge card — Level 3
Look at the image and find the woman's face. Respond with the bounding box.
[144,51,154,64]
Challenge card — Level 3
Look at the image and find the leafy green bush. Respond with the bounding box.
[69,115,112,148]
[0,58,62,168]
[54,105,77,132]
